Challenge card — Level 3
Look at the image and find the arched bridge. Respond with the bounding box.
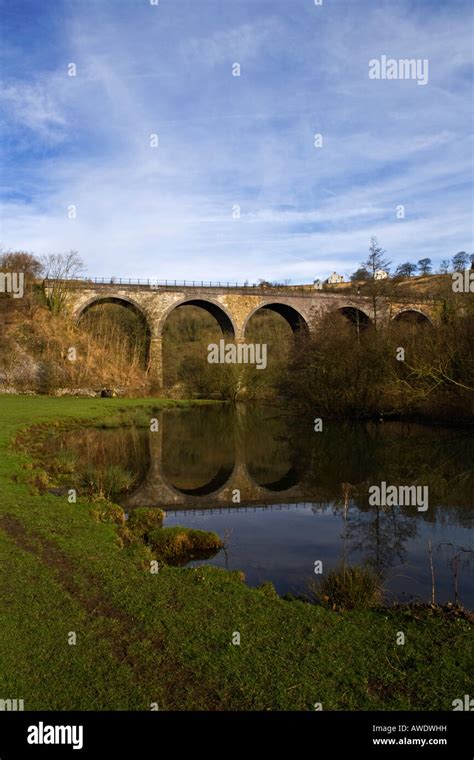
[44,278,437,386]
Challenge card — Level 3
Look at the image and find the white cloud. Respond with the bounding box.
[183,20,282,66]
[1,81,67,141]
[1,0,472,283]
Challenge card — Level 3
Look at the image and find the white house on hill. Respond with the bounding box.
[326,272,345,284]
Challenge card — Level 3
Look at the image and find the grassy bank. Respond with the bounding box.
[0,396,472,710]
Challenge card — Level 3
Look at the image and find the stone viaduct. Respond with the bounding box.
[45,278,437,386]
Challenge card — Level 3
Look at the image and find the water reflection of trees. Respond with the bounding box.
[241,411,473,579]
[46,426,150,483]
[345,504,417,576]
[287,419,473,578]
[161,405,235,490]
[49,408,473,532]
[241,405,306,487]
[287,420,474,516]
[46,408,473,603]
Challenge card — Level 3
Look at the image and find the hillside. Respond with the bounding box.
[0,294,148,395]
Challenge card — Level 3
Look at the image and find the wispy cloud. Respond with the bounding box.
[1,79,67,141]
[0,0,472,282]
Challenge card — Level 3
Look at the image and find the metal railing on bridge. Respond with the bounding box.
[43,276,318,296]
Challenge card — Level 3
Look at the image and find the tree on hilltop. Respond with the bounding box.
[417,258,432,275]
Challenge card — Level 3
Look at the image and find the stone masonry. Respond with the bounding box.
[44,281,437,387]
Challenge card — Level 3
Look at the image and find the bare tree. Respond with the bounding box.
[0,250,43,316]
[395,262,417,277]
[417,258,432,275]
[361,238,391,328]
[452,251,469,272]
[362,237,391,278]
[41,251,85,315]
[0,250,42,279]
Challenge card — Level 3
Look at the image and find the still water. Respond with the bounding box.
[48,405,474,607]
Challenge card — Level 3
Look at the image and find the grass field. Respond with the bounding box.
[0,395,472,710]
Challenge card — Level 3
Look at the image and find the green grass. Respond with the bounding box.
[0,395,472,710]
[147,525,224,565]
[309,565,383,611]
[81,463,137,498]
[127,507,165,537]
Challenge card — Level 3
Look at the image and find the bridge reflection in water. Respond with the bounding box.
[119,405,312,511]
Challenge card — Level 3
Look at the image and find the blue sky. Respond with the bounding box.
[1,0,473,282]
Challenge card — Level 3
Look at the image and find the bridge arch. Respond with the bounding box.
[158,297,237,337]
[335,305,373,329]
[75,294,150,326]
[392,308,433,325]
[75,295,152,369]
[242,302,309,336]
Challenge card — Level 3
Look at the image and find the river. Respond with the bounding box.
[47,404,474,607]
